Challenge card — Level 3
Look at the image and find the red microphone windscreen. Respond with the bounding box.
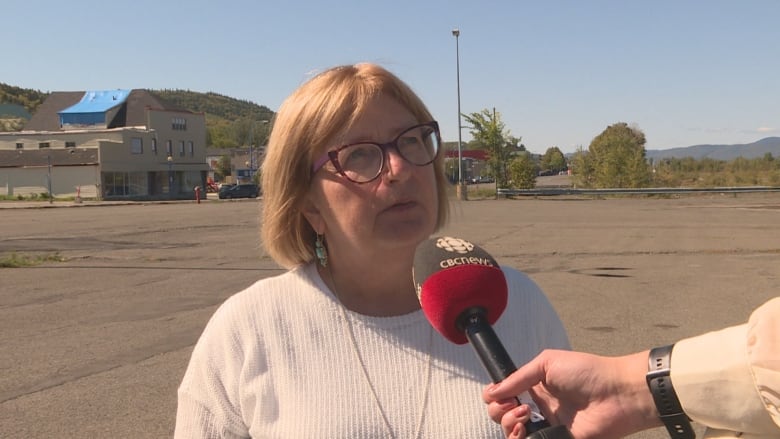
[413,237,508,344]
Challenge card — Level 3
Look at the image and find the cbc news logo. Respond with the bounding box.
[435,237,474,254]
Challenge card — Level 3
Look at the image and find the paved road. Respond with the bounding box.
[1,194,778,438]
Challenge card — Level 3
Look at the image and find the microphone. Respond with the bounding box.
[413,236,573,439]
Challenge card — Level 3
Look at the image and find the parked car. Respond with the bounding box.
[218,183,259,199]
[468,176,495,184]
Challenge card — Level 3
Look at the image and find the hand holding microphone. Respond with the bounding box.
[413,236,573,439]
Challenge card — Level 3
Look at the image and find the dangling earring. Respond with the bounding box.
[315,233,328,267]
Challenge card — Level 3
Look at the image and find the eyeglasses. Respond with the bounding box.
[311,121,441,184]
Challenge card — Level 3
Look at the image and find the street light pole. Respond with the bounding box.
[247,119,269,183]
[167,155,174,199]
[248,124,253,182]
[47,155,53,204]
[452,28,466,200]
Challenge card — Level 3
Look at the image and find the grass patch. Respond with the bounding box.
[465,187,498,200]
[0,194,87,202]
[0,252,67,268]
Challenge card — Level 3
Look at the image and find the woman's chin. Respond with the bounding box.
[375,220,435,248]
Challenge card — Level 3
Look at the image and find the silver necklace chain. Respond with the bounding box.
[329,269,433,439]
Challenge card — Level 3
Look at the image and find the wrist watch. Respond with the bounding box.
[646,344,695,439]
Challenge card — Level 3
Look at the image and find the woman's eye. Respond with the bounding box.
[399,136,421,146]
[342,145,376,166]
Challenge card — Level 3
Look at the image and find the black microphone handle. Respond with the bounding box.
[457,309,574,439]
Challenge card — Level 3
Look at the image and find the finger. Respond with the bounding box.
[482,383,499,403]
[487,398,519,424]
[509,421,524,439]
[488,350,559,399]
[501,404,530,438]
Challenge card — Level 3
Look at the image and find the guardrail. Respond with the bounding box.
[496,186,780,197]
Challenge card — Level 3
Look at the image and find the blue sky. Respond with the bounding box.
[3,0,778,154]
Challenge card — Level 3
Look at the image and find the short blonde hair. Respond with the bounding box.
[261,63,450,268]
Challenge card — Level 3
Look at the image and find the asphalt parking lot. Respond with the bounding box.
[1,193,778,438]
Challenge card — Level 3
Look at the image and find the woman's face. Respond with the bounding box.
[304,94,438,262]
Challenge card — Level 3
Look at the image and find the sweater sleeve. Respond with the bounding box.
[174,396,246,439]
[671,297,780,435]
[174,295,253,439]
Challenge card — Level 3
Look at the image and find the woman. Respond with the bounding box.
[175,63,570,438]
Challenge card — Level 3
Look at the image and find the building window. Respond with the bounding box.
[102,172,148,197]
[39,142,50,149]
[179,140,185,156]
[166,140,172,155]
[151,138,157,154]
[131,137,143,154]
[15,143,23,149]
[172,117,187,131]
[188,141,194,156]
[65,141,76,148]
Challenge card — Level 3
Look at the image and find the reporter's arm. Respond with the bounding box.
[672,297,780,435]
[484,298,780,438]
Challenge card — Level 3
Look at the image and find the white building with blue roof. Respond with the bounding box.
[0,89,209,200]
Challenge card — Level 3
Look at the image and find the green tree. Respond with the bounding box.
[574,122,651,188]
[540,147,567,173]
[570,146,594,187]
[207,120,236,148]
[215,155,232,179]
[463,108,515,187]
[507,152,537,189]
[444,158,458,184]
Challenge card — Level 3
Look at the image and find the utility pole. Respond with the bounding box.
[47,155,53,204]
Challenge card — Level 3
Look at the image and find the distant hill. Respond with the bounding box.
[152,89,274,123]
[646,137,780,161]
[0,83,48,115]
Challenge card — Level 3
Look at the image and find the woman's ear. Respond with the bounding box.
[301,193,325,234]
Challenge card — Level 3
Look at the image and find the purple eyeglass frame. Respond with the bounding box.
[310,121,440,184]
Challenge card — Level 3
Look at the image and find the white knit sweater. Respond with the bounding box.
[175,263,570,438]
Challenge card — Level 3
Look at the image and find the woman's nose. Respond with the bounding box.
[382,146,412,180]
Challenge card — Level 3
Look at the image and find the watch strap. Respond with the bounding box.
[646,344,695,439]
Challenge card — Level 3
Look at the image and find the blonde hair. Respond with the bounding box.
[261,63,450,268]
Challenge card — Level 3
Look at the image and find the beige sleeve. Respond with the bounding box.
[671,297,780,435]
